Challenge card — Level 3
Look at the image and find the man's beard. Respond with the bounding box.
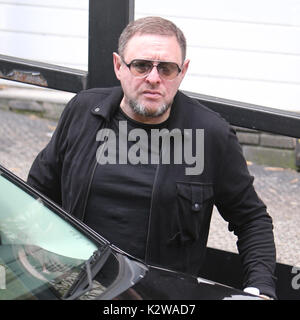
[129,100,171,118]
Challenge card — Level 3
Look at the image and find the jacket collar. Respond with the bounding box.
[91,86,191,128]
[167,90,192,130]
[90,86,124,121]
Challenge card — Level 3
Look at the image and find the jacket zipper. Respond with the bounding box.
[144,149,161,264]
[80,122,110,221]
[80,160,98,221]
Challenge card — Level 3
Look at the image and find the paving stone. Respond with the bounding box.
[243,145,297,170]
[260,133,296,149]
[236,131,260,145]
[8,100,44,113]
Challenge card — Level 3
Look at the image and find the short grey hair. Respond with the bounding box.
[118,16,187,62]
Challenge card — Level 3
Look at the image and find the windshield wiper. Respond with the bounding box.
[62,244,111,300]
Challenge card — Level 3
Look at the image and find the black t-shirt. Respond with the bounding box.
[84,107,168,259]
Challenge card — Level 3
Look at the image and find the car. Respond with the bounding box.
[0,164,261,301]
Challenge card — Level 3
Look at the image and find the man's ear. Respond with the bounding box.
[113,52,122,80]
[181,59,190,78]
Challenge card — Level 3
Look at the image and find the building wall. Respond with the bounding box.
[0,0,300,113]
[0,0,89,70]
[136,0,300,113]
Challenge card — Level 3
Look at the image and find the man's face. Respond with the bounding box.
[113,34,189,124]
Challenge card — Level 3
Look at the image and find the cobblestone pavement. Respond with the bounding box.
[0,108,299,268]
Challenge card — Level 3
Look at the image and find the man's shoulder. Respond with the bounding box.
[75,87,116,102]
[64,86,122,116]
[177,91,231,131]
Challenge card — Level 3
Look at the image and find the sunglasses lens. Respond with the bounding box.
[157,62,179,79]
[131,60,153,76]
[129,60,180,79]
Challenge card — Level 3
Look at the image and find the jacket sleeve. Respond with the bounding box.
[214,126,277,299]
[27,95,76,206]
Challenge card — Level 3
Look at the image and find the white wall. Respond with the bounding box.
[0,0,89,70]
[135,0,300,112]
[0,0,300,112]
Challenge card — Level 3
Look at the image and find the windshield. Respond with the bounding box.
[0,171,105,300]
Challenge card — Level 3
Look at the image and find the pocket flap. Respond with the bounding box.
[176,182,192,200]
[176,182,213,212]
[171,182,214,243]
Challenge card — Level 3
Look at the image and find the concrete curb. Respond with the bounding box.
[0,86,75,120]
[234,126,298,170]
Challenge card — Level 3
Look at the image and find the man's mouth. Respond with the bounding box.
[142,90,162,99]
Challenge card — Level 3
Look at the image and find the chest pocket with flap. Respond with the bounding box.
[173,182,214,243]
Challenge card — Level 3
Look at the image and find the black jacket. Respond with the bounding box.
[27,86,276,298]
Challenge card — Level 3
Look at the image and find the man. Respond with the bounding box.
[27,16,276,299]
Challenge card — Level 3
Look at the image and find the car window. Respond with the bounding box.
[0,171,118,300]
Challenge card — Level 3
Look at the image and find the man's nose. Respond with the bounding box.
[145,66,161,83]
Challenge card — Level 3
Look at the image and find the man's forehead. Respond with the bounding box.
[124,34,182,61]
[127,32,178,44]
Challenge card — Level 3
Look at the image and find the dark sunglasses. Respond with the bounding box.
[122,58,182,80]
